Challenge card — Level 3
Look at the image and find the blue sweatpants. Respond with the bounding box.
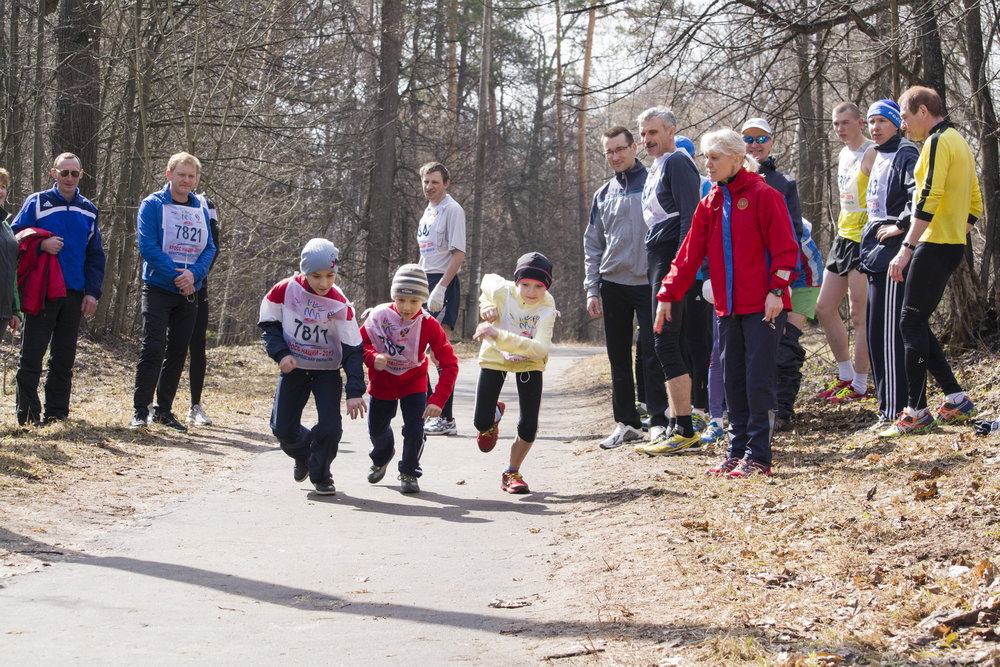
[368,392,427,477]
[269,368,344,484]
[719,311,785,465]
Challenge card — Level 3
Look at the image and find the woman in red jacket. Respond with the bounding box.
[655,129,799,478]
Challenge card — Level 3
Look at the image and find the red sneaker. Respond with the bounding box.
[476,401,506,453]
[501,471,529,494]
[704,457,741,476]
[816,378,851,400]
[827,385,869,403]
[726,458,773,479]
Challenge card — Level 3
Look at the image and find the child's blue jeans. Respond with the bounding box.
[368,392,427,477]
[270,367,343,484]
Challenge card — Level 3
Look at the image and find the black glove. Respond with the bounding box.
[973,419,1000,436]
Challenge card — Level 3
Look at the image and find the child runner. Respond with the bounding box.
[258,238,366,495]
[361,264,458,494]
[473,252,558,494]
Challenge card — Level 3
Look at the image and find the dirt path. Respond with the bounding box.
[0,345,608,664]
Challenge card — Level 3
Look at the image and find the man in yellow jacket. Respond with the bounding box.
[881,86,983,438]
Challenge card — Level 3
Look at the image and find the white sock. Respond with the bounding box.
[852,373,868,393]
[905,406,918,417]
[837,361,854,382]
[946,392,967,404]
[494,406,502,422]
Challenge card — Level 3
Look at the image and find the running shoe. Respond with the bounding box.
[727,458,773,478]
[152,410,188,432]
[294,458,309,483]
[599,423,645,450]
[974,419,1000,436]
[187,404,213,426]
[476,401,505,453]
[635,401,650,422]
[704,457,741,476]
[313,479,336,495]
[367,464,387,484]
[691,409,709,433]
[636,425,669,453]
[828,385,869,403]
[878,410,936,438]
[935,397,977,425]
[424,417,458,436]
[501,471,530,494]
[816,378,851,400]
[867,415,892,433]
[399,474,420,493]
[643,431,702,456]
[700,422,726,445]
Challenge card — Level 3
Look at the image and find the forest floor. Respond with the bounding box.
[2,329,1000,665]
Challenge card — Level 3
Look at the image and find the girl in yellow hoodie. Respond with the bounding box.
[472,252,558,494]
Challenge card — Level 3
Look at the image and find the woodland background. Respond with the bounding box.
[1,0,999,347]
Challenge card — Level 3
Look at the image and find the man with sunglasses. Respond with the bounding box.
[741,118,821,430]
[11,153,105,426]
[585,125,668,450]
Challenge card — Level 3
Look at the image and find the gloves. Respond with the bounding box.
[974,419,1000,436]
[701,280,714,304]
[427,283,447,314]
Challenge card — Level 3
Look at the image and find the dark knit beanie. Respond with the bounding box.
[513,252,553,288]
[391,264,430,300]
[300,238,339,274]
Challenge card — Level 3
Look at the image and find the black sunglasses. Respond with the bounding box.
[55,169,81,178]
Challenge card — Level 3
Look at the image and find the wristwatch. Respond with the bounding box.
[769,288,785,297]
[902,241,916,251]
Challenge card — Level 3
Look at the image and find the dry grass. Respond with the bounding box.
[545,327,1000,665]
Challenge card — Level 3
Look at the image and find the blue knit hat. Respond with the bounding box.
[300,238,339,274]
[675,135,696,158]
[867,99,902,128]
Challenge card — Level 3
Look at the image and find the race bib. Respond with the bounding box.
[641,156,669,227]
[499,290,553,363]
[161,203,209,266]
[280,280,349,370]
[364,304,424,375]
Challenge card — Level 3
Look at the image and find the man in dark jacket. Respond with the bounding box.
[11,153,105,426]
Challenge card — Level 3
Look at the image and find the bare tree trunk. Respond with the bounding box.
[554,0,565,201]
[914,0,946,105]
[363,0,403,307]
[572,3,596,338]
[32,3,50,191]
[445,0,458,155]
[52,0,102,199]
[463,0,491,339]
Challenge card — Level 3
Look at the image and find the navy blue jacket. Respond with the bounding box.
[11,184,105,298]
[859,135,918,274]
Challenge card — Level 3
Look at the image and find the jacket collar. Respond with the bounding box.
[615,160,646,185]
[875,134,902,153]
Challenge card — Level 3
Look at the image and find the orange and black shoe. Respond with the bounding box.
[501,470,529,494]
[476,401,506,453]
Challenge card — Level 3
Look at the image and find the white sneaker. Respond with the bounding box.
[424,417,458,436]
[187,404,213,426]
[599,423,644,450]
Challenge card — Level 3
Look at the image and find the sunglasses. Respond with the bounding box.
[742,136,770,145]
[55,169,81,178]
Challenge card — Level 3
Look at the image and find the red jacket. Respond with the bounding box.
[16,228,67,316]
[659,168,798,316]
[361,305,459,406]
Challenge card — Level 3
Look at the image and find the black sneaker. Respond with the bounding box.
[313,479,336,495]
[152,411,188,432]
[293,458,309,483]
[398,474,420,493]
[18,412,41,427]
[130,410,150,429]
[367,464,388,484]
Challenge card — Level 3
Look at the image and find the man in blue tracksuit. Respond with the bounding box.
[11,152,105,426]
[131,152,217,431]
[585,125,669,450]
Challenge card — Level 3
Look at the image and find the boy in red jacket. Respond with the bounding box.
[361,264,458,493]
